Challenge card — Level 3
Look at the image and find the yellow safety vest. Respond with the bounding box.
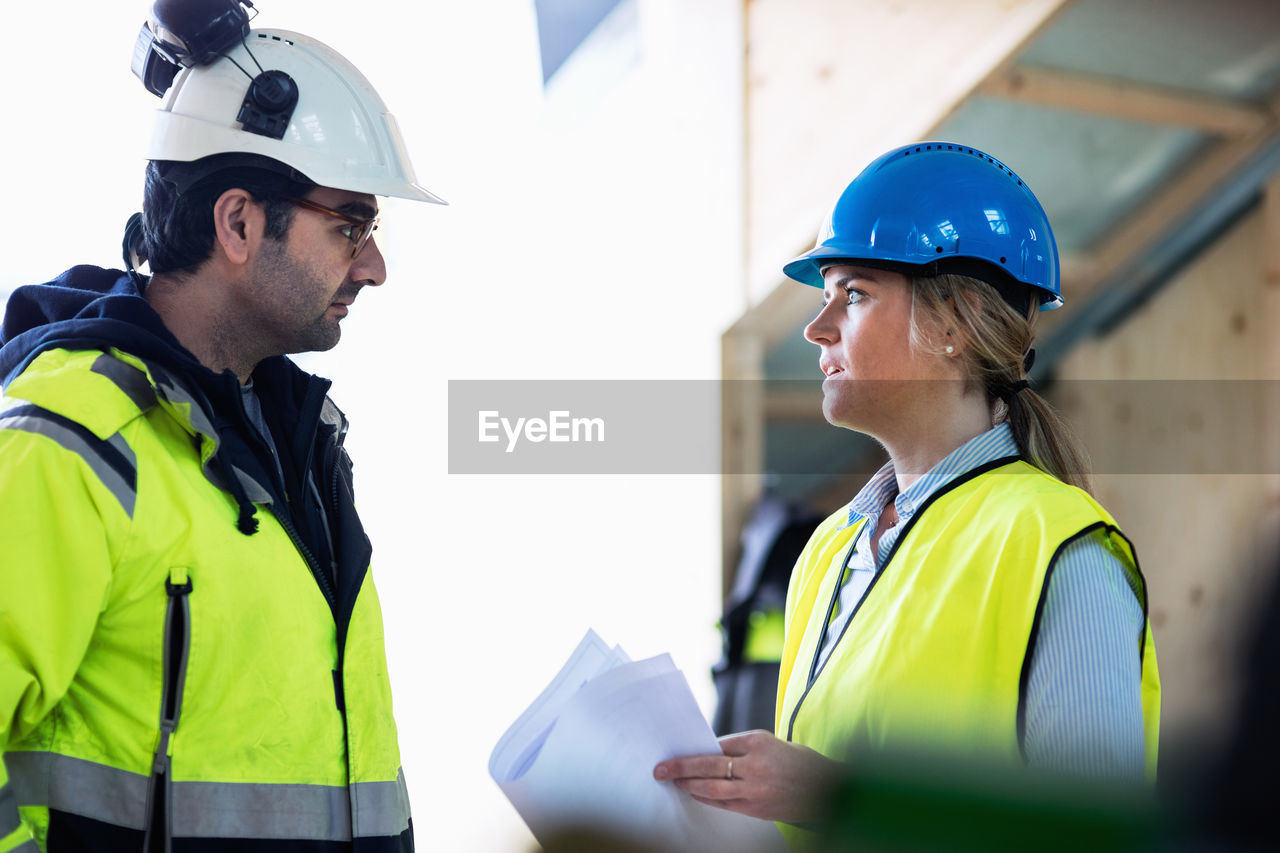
[777,459,1160,785]
[0,348,409,852]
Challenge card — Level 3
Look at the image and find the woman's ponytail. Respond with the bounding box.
[910,273,1094,494]
[1003,383,1092,494]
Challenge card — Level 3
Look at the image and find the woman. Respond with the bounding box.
[654,143,1160,838]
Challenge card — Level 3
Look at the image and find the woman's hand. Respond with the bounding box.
[652,730,842,823]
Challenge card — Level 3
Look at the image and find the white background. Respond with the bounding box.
[3,1,746,850]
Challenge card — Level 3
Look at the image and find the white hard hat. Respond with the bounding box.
[147,28,445,204]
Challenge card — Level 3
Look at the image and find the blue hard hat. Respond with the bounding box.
[783,142,1062,310]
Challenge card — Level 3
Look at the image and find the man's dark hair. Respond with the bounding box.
[142,153,317,276]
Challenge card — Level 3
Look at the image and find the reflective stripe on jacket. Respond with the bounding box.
[776,458,1160,776]
[0,348,410,852]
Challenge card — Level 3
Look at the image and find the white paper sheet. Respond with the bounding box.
[489,630,785,851]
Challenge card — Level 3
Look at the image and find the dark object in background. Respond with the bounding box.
[1190,537,1280,849]
[713,494,822,736]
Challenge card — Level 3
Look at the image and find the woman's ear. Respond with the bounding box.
[940,328,968,361]
[935,311,965,359]
[939,288,983,357]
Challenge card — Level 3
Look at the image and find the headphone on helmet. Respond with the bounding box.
[131,0,298,141]
[126,0,299,276]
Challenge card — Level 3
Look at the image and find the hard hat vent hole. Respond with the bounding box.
[1000,257,1007,263]
[936,246,944,253]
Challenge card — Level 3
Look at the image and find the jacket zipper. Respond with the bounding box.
[143,568,193,853]
[326,450,350,717]
[234,394,353,796]
[274,505,347,718]
[227,376,335,609]
[322,444,352,823]
[272,506,337,611]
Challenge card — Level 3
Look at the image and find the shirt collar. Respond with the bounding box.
[838,421,1020,530]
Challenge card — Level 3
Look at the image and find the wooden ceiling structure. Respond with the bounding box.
[721,0,1280,586]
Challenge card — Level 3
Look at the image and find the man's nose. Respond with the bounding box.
[351,237,387,287]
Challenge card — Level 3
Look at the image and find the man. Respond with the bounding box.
[0,24,442,853]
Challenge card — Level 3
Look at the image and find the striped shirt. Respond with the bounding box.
[814,422,1146,778]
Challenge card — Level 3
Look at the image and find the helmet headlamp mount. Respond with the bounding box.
[236,68,298,139]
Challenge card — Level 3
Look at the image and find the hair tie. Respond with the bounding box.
[999,379,1031,405]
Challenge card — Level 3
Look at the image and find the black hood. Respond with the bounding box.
[0,264,328,411]
[0,265,335,543]
[0,265,209,387]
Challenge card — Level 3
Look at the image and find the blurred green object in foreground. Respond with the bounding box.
[814,751,1160,853]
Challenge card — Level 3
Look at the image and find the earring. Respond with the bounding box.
[945,345,955,354]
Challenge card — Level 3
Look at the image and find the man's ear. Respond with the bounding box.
[211,188,265,266]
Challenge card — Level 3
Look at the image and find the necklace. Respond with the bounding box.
[882,491,901,529]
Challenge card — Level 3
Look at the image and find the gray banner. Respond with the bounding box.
[449,380,720,474]
[447,380,1279,475]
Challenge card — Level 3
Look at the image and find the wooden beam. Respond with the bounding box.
[1092,139,1277,297]
[1263,175,1280,506]
[748,0,1076,303]
[925,0,1079,152]
[1046,87,1280,321]
[724,269,819,355]
[1058,251,1096,290]
[1264,173,1280,320]
[979,66,1272,137]
[720,329,765,597]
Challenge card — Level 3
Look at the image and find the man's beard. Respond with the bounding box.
[256,238,350,355]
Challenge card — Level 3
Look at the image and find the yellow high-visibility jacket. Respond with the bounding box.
[0,345,410,852]
[776,460,1159,842]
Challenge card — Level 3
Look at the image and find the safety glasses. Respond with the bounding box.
[282,196,380,258]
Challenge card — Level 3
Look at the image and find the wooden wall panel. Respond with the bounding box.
[744,0,1069,303]
[1054,203,1280,753]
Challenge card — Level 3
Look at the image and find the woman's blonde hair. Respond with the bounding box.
[908,272,1093,494]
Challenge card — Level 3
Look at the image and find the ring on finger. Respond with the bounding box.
[726,758,734,781]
